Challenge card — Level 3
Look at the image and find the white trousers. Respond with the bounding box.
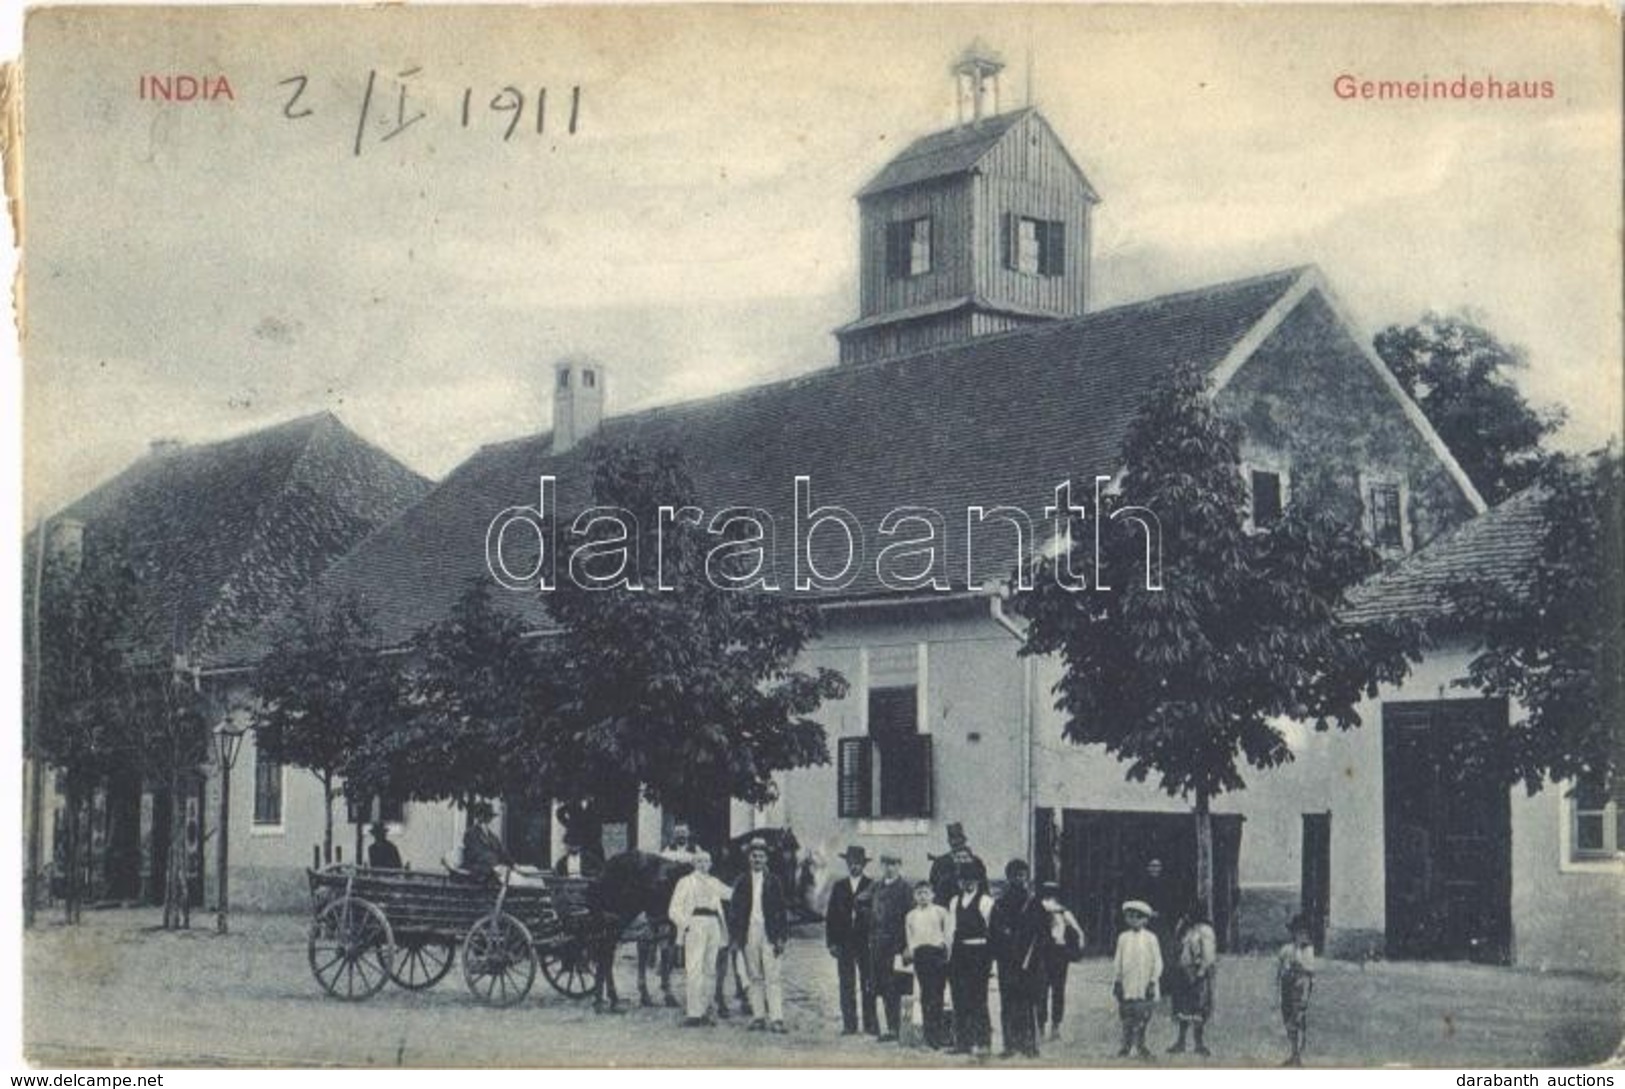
[683,917,723,1018]
[741,919,785,1021]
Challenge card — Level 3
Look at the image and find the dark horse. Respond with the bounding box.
[584,828,816,1014]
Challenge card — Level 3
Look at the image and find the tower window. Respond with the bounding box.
[1250,469,1284,528]
[557,369,570,390]
[1004,215,1066,277]
[1368,483,1404,549]
[583,369,596,389]
[886,217,933,278]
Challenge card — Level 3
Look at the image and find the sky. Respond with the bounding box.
[17,4,1624,515]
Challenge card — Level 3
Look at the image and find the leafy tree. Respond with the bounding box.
[1374,312,1563,503]
[535,442,846,826]
[376,578,552,812]
[1013,365,1421,918]
[249,592,402,864]
[1446,448,1623,793]
[124,666,211,929]
[29,530,141,923]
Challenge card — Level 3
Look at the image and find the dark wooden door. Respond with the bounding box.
[1382,700,1511,964]
[1300,812,1331,954]
[1058,809,1243,953]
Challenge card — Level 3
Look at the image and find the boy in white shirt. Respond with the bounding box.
[1112,900,1162,1060]
[903,880,951,1049]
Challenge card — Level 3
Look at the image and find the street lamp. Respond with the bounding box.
[213,721,248,934]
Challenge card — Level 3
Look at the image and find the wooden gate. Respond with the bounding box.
[1382,700,1512,964]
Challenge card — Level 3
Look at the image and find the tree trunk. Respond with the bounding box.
[164,775,189,929]
[1194,789,1214,925]
[321,774,334,865]
[63,781,82,925]
[353,812,364,868]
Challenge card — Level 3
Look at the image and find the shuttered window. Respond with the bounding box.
[885,217,932,278]
[1369,483,1405,549]
[1572,772,1624,859]
[1003,214,1066,278]
[253,754,283,826]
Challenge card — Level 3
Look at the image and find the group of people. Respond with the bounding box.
[822,823,1086,1058]
[436,806,1317,1064]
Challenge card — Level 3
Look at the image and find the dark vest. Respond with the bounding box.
[954,894,989,944]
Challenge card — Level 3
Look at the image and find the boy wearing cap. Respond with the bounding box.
[869,852,913,1042]
[1112,900,1163,1060]
[826,845,877,1036]
[728,836,791,1033]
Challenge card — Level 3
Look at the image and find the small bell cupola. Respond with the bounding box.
[836,42,1101,366]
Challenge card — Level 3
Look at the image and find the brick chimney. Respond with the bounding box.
[45,518,85,574]
[551,358,605,455]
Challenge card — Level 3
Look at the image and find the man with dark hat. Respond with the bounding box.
[868,851,913,1042]
[366,822,402,870]
[944,861,994,1056]
[929,822,988,907]
[460,800,509,883]
[990,858,1048,1058]
[825,845,877,1036]
[553,825,603,878]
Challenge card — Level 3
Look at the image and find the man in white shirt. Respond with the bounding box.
[667,848,732,1026]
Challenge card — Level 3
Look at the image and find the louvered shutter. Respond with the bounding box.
[1001,212,1015,269]
[838,737,873,818]
[915,734,934,818]
[1045,220,1066,276]
[885,222,907,278]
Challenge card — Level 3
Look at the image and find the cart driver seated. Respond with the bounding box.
[460,800,548,887]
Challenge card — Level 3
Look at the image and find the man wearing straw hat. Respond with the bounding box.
[728,836,791,1033]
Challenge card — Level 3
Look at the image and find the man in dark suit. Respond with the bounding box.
[460,800,509,883]
[991,858,1048,1058]
[825,845,877,1036]
[727,836,790,1033]
[868,851,914,1042]
[366,823,402,869]
[552,826,604,878]
[930,823,989,906]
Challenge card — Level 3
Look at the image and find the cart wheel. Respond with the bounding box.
[540,941,600,998]
[308,896,395,1001]
[462,912,537,1007]
[390,936,456,990]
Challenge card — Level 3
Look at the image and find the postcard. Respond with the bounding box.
[10,3,1622,1071]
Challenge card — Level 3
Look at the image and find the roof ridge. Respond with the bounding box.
[467,265,1316,457]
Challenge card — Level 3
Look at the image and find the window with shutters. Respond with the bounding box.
[1570,772,1623,860]
[885,217,932,278]
[253,751,283,829]
[837,646,934,821]
[1003,215,1066,278]
[1368,482,1405,549]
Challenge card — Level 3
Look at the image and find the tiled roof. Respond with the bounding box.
[53,413,432,667]
[1342,487,1545,625]
[317,267,1312,649]
[858,108,1097,200]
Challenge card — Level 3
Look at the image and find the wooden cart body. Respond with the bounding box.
[304,864,603,1006]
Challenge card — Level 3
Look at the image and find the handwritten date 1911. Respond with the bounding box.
[277,67,582,156]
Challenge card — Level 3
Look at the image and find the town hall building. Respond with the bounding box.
[46,46,1616,972]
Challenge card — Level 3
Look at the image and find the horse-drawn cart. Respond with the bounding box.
[305,865,605,1007]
